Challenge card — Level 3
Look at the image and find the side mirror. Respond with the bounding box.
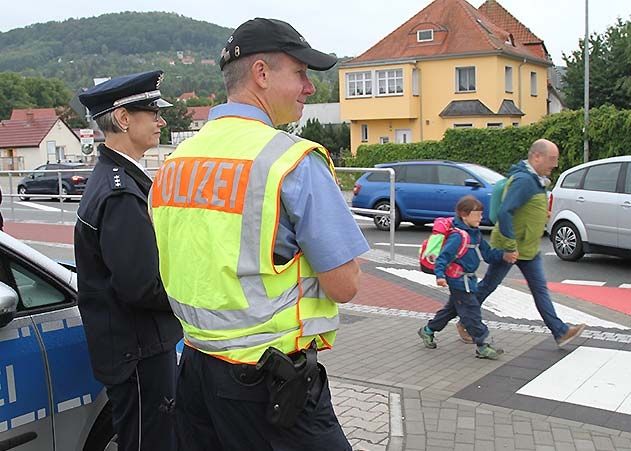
[28,174,35,179]
[0,282,18,328]
[464,178,482,188]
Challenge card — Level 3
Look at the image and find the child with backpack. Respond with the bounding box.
[418,195,518,359]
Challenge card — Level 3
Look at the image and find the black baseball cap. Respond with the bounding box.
[219,18,337,71]
[79,70,172,119]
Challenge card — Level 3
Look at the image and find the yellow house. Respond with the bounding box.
[339,0,552,153]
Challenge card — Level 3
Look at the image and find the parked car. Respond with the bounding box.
[352,160,505,230]
[17,163,89,201]
[548,155,631,261]
[0,231,115,450]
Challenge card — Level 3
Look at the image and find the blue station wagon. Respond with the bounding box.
[352,160,505,230]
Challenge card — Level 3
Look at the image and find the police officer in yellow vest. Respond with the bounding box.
[151,18,369,451]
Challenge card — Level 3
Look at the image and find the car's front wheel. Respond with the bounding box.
[18,185,30,201]
[373,200,401,231]
[552,221,585,261]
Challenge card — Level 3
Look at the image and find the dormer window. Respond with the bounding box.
[417,29,434,42]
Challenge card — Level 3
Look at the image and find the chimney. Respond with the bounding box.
[26,110,34,123]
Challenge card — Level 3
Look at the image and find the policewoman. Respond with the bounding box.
[151,18,369,451]
[75,71,182,451]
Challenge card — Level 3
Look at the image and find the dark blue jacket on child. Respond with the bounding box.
[434,217,505,293]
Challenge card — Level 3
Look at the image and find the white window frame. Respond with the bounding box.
[505,66,513,93]
[486,123,503,129]
[346,71,372,98]
[530,71,538,96]
[417,29,434,42]
[379,136,390,144]
[376,69,404,96]
[360,124,368,142]
[455,66,476,92]
[453,123,473,129]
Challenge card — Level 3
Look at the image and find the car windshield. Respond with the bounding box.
[461,163,505,185]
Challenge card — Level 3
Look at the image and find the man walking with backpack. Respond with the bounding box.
[468,139,586,347]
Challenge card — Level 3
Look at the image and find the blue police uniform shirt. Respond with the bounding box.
[209,103,370,272]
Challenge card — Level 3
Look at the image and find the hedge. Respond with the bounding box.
[343,105,631,178]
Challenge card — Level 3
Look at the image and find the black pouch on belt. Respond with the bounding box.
[255,345,319,428]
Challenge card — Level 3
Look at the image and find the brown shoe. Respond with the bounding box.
[456,322,474,344]
[556,324,586,347]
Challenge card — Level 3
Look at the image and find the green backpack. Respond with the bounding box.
[489,177,511,225]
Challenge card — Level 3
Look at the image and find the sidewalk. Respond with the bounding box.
[7,221,631,451]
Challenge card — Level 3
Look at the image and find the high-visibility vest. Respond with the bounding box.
[151,117,339,364]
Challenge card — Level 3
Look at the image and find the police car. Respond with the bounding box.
[0,231,116,450]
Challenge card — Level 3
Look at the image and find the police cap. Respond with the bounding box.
[79,70,173,119]
[219,18,337,71]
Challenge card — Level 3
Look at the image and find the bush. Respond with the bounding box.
[345,105,631,178]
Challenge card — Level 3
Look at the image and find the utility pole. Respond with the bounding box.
[583,0,590,163]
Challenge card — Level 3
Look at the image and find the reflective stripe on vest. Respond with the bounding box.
[151,118,339,363]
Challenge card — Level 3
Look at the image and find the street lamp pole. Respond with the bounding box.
[583,0,590,163]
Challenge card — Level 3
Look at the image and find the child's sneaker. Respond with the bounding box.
[418,326,437,349]
[475,343,504,360]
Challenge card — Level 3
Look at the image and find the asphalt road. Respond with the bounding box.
[2,190,630,289]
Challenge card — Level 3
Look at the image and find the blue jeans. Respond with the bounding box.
[428,289,489,346]
[477,253,569,339]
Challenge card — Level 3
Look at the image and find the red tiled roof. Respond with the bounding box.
[478,0,549,59]
[10,108,57,121]
[349,0,548,65]
[0,117,59,148]
[187,106,211,121]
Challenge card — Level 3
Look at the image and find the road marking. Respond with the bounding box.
[21,240,74,249]
[562,280,606,286]
[352,214,374,221]
[620,284,631,289]
[374,243,421,248]
[518,347,631,413]
[15,201,61,212]
[375,266,628,330]
[545,252,556,256]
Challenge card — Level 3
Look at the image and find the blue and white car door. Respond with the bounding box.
[0,314,54,451]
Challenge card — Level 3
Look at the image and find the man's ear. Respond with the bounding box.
[251,59,270,89]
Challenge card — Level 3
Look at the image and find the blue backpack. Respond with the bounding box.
[489,177,511,225]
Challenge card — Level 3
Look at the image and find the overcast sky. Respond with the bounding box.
[2,0,630,66]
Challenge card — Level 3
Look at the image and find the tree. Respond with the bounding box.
[0,72,71,119]
[159,97,192,144]
[299,118,350,164]
[563,18,631,109]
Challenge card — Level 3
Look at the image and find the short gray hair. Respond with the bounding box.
[222,52,281,95]
[528,139,551,158]
[94,110,125,135]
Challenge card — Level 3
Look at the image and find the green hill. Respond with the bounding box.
[0,12,343,105]
[0,12,232,97]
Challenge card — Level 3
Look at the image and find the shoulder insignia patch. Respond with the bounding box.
[110,167,125,190]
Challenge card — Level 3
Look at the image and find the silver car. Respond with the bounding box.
[548,155,631,261]
[0,232,116,450]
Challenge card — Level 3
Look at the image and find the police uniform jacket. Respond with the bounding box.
[74,144,182,385]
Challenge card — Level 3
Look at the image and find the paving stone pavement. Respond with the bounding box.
[325,311,631,451]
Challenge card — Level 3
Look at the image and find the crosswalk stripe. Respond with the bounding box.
[561,280,607,286]
[14,202,61,212]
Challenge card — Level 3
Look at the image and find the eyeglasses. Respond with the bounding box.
[127,107,163,122]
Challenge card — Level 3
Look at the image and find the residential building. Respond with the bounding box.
[0,113,81,170]
[339,0,552,153]
[295,103,345,132]
[187,106,212,131]
[10,108,57,121]
[177,91,198,102]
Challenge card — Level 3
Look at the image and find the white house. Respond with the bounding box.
[0,113,81,170]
